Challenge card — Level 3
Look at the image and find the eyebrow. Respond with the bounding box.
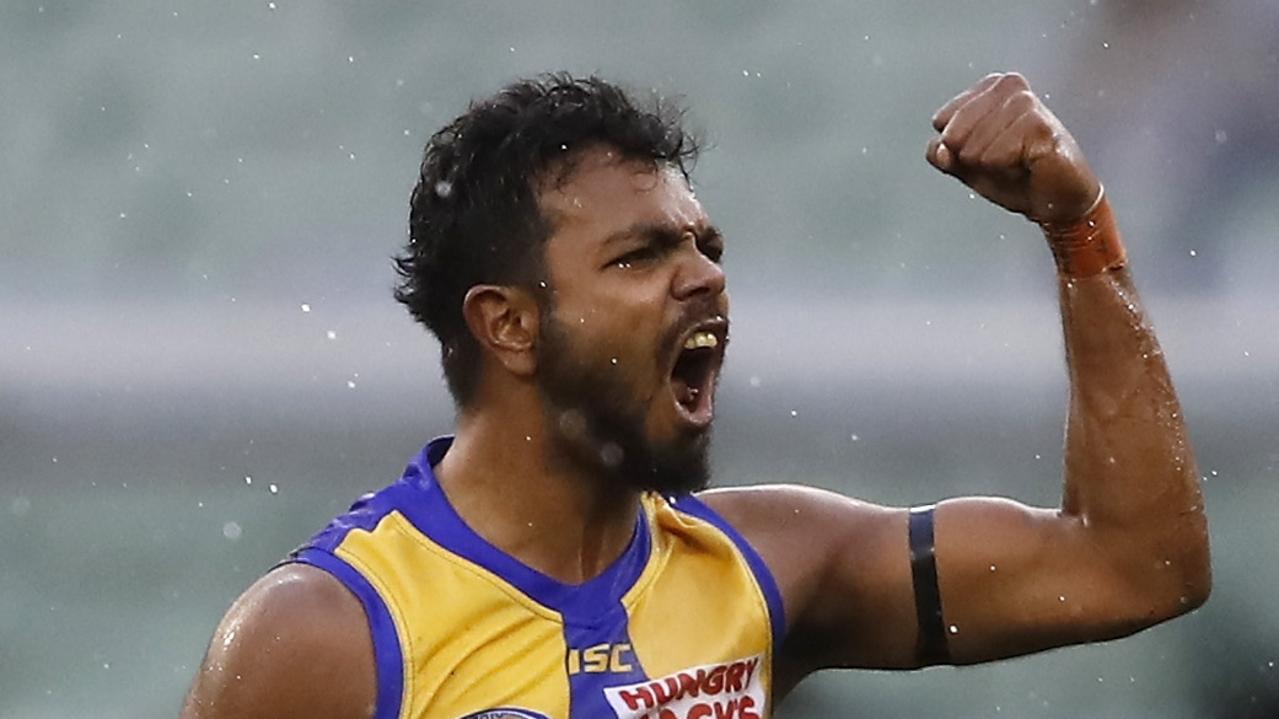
[600,221,723,251]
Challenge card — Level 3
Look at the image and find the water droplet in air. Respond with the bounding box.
[989,564,997,572]
[326,330,337,340]
[1214,129,1228,145]
[850,434,860,442]
[748,376,762,388]
[244,475,252,485]
[222,521,242,540]
[609,357,618,365]
[300,303,311,313]
[1189,249,1197,257]
[600,443,624,468]
[789,410,798,417]
[268,484,278,494]
[948,624,959,634]
[267,1,276,9]
[434,181,453,198]
[346,380,356,389]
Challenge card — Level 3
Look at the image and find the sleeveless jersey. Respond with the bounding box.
[291,436,785,719]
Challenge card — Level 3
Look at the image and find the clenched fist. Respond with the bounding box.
[927,73,1101,226]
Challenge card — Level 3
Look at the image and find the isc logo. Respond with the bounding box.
[566,642,635,674]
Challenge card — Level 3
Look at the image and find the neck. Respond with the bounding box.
[433,405,642,585]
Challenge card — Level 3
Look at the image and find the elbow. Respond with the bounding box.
[1146,537,1213,623]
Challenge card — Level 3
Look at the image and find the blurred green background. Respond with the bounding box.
[4,1,1278,717]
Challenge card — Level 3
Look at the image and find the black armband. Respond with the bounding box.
[909,504,950,664]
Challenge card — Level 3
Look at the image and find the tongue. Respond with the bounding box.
[672,376,697,408]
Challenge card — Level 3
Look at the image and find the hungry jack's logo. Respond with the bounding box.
[604,655,765,719]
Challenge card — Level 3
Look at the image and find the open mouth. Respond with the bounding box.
[668,323,725,428]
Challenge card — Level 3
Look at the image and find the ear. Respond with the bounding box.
[461,284,540,378]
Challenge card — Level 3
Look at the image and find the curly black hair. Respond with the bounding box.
[393,73,699,407]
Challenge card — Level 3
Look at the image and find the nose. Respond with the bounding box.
[671,247,726,301]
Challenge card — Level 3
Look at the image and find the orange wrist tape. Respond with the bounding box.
[1039,195,1127,278]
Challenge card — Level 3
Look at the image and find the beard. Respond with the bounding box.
[535,312,711,496]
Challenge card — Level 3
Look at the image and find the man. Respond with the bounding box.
[182,72,1210,718]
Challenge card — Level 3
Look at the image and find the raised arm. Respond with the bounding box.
[180,563,376,719]
[704,72,1210,691]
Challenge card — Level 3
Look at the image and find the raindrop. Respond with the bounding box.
[346,380,356,389]
[1059,595,1067,602]
[268,484,278,495]
[267,1,276,8]
[742,70,750,77]
[326,330,337,340]
[347,55,355,63]
[789,409,798,418]
[748,375,762,388]
[103,663,110,670]
[300,303,311,313]
[251,53,261,60]
[222,522,242,540]
[1188,249,1197,257]
[989,564,997,572]
[1102,41,1110,49]
[948,624,959,635]
[434,181,453,198]
[609,357,619,365]
[244,475,252,485]
[1214,129,1228,145]
[849,434,860,442]
[600,443,624,468]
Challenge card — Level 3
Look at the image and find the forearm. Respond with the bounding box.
[1057,265,1210,599]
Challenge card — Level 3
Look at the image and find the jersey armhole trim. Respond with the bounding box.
[291,547,405,719]
[671,494,787,651]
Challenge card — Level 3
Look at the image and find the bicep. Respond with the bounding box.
[707,487,1157,678]
[181,564,376,719]
[933,497,1157,664]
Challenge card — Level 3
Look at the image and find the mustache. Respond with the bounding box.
[658,299,730,362]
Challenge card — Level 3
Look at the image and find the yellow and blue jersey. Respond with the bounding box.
[292,436,785,719]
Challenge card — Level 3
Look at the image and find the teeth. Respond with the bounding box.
[682,331,719,350]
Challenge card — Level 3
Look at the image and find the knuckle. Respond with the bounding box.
[1001,72,1029,88]
[1006,90,1037,112]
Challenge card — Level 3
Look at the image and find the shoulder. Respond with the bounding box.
[695,484,908,619]
[181,562,376,719]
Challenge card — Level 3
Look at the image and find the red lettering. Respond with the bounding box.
[725,662,745,692]
[659,711,677,719]
[704,666,725,694]
[651,676,679,704]
[676,671,701,701]
[742,657,759,688]
[619,686,655,711]
[738,695,760,719]
[688,704,712,719]
[713,698,739,719]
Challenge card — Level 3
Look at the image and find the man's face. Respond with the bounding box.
[533,146,729,495]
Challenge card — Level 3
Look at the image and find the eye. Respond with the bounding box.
[702,242,724,264]
[610,246,659,269]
